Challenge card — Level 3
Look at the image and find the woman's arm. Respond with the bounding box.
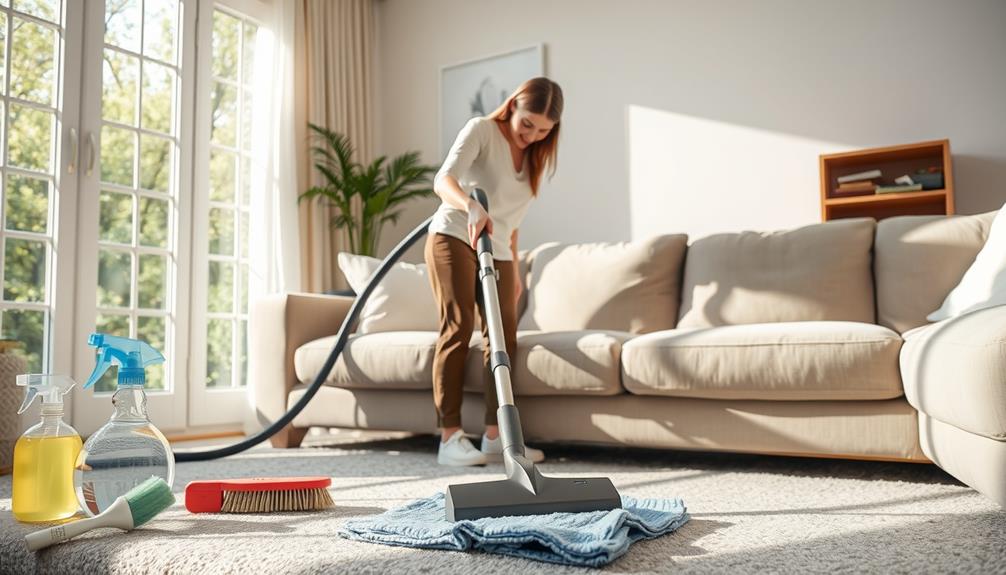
[435,119,492,247]
[434,173,477,211]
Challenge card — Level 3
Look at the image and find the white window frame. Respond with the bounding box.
[188,0,272,427]
[71,0,196,434]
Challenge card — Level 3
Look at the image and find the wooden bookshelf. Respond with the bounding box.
[819,139,954,222]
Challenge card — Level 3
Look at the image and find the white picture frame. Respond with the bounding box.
[439,44,545,158]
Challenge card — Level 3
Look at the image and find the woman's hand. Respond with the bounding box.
[467,199,493,249]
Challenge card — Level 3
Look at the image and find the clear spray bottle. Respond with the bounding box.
[12,374,82,522]
[74,333,174,516]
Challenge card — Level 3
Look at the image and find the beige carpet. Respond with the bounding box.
[1,431,1004,574]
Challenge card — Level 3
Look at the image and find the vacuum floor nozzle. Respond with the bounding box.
[445,452,621,521]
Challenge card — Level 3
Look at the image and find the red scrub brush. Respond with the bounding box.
[185,477,334,513]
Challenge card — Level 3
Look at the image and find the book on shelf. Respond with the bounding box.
[835,181,876,193]
[832,184,875,198]
[875,183,923,194]
[837,169,882,184]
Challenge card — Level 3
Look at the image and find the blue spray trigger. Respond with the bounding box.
[84,333,165,389]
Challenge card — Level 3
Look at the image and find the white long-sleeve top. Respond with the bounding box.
[430,116,534,260]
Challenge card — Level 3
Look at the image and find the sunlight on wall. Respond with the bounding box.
[627,106,852,241]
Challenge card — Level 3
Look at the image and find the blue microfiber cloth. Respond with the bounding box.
[339,493,689,567]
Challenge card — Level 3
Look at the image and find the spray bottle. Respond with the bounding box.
[75,333,174,516]
[12,374,82,523]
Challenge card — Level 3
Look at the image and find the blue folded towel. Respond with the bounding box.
[339,493,689,567]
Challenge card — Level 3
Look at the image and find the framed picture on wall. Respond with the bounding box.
[440,44,545,158]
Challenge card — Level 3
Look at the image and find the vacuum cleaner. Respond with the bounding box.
[445,189,621,520]
[174,189,621,520]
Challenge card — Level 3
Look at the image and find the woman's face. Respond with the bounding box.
[508,103,555,150]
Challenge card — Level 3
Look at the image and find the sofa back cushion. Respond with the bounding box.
[677,218,876,328]
[518,234,688,334]
[875,210,996,333]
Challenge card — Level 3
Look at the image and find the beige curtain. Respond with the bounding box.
[297,0,375,292]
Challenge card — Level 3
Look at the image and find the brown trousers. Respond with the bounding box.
[425,232,518,428]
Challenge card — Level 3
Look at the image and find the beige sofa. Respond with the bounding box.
[251,210,1005,506]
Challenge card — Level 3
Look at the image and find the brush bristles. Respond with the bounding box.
[220,488,334,513]
[125,476,175,526]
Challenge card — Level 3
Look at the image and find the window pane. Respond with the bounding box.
[240,91,253,151]
[102,49,138,125]
[208,208,234,255]
[206,319,232,388]
[239,210,249,258]
[101,125,135,186]
[137,254,166,309]
[3,238,45,302]
[208,260,233,313]
[209,150,235,202]
[139,134,171,192]
[237,319,247,387]
[240,156,252,206]
[210,81,237,147]
[0,13,7,95]
[105,0,141,53]
[14,0,58,22]
[2,309,45,372]
[8,104,52,173]
[138,196,169,248]
[212,11,239,81]
[10,17,55,105]
[242,22,257,86]
[239,264,248,314]
[137,315,166,390]
[141,60,173,133]
[96,313,130,337]
[143,0,177,64]
[94,313,130,393]
[99,190,132,244]
[5,174,49,233]
[97,249,131,307]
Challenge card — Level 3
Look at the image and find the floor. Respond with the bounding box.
[1,430,1004,574]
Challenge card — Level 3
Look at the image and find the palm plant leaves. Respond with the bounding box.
[299,123,437,257]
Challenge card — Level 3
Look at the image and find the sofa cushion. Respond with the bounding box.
[295,330,627,396]
[466,330,630,396]
[337,253,438,333]
[518,235,688,334]
[296,331,441,390]
[875,211,997,333]
[900,305,1006,439]
[677,218,876,328]
[621,321,903,400]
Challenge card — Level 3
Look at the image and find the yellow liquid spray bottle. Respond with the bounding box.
[12,375,82,523]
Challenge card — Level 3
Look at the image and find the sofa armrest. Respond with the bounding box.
[249,293,354,446]
[901,305,1006,439]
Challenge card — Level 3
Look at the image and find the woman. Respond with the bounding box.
[425,77,563,466]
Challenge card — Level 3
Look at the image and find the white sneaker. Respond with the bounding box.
[480,433,545,463]
[437,430,489,467]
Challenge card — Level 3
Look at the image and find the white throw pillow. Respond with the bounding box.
[928,206,1006,321]
[337,252,439,333]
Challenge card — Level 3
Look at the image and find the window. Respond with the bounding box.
[0,0,66,373]
[93,0,180,392]
[205,8,256,390]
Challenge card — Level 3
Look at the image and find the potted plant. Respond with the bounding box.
[299,123,438,258]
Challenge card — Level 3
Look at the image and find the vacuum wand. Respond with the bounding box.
[472,189,524,459]
[444,189,621,521]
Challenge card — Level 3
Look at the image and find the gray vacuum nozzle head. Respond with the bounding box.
[445,457,621,521]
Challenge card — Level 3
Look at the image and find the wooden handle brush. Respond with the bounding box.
[184,476,334,513]
[26,476,175,551]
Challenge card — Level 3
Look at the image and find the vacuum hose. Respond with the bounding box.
[174,216,433,462]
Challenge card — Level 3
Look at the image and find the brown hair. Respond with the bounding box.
[489,77,563,196]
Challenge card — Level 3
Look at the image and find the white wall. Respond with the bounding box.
[374,0,1006,258]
